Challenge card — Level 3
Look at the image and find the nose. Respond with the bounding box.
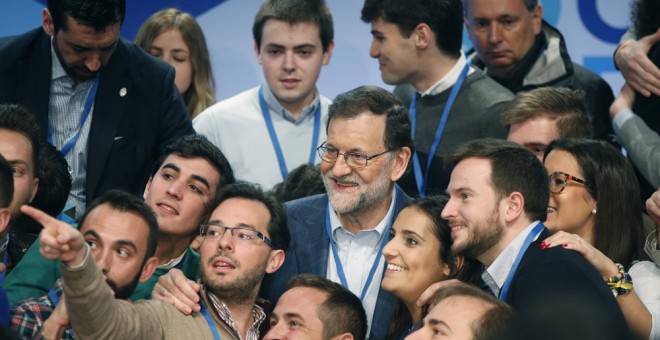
[217,228,235,251]
[440,199,457,221]
[488,23,502,44]
[166,180,184,199]
[282,50,295,72]
[382,239,396,260]
[263,322,284,340]
[330,155,352,179]
[369,38,379,58]
[85,51,102,72]
[95,249,112,276]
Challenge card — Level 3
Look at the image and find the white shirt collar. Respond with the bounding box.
[419,51,472,97]
[328,188,397,240]
[484,221,543,294]
[261,84,320,123]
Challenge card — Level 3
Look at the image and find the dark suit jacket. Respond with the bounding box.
[506,227,631,338]
[261,185,411,340]
[0,28,194,204]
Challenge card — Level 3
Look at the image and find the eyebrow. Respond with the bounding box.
[207,220,256,230]
[162,163,211,191]
[401,230,424,239]
[427,318,451,331]
[83,229,138,251]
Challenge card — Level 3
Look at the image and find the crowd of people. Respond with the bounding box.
[0,0,658,339]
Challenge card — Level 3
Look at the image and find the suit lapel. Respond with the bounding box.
[296,195,330,276]
[85,39,131,199]
[18,30,51,135]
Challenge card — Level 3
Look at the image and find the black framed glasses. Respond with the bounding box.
[317,142,391,168]
[548,171,591,194]
[200,223,274,249]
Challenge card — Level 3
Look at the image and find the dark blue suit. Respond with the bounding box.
[507,226,631,338]
[261,185,411,340]
[0,28,194,203]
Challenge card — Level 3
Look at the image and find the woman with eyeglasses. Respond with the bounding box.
[541,138,660,339]
[380,196,482,339]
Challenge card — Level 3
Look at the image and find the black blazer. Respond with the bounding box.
[0,28,194,203]
[506,227,631,338]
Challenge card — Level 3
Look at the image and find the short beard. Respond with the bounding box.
[201,253,268,305]
[453,207,503,261]
[107,273,141,300]
[323,157,392,216]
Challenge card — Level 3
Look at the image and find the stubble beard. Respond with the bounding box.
[201,253,269,305]
[452,207,503,261]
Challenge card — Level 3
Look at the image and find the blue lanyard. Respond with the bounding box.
[410,59,471,197]
[324,195,397,301]
[0,252,7,285]
[199,302,221,340]
[47,76,100,157]
[258,86,321,181]
[48,287,60,306]
[498,223,545,301]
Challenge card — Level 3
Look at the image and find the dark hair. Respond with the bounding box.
[0,154,13,209]
[29,143,72,217]
[253,0,334,53]
[446,138,549,222]
[429,283,517,340]
[288,274,367,340]
[463,0,537,12]
[361,0,463,57]
[0,104,42,178]
[47,0,125,32]
[388,195,482,338]
[543,139,642,267]
[327,86,414,152]
[79,190,159,263]
[270,164,325,203]
[502,88,592,139]
[632,0,660,37]
[206,182,290,251]
[151,134,235,189]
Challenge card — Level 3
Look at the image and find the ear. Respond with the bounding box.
[143,177,153,200]
[389,147,412,182]
[0,208,10,235]
[42,8,55,36]
[453,256,465,273]
[255,41,263,65]
[28,176,39,203]
[503,192,524,223]
[531,5,543,35]
[265,249,285,274]
[138,256,159,283]
[322,40,335,66]
[330,333,354,340]
[413,23,433,49]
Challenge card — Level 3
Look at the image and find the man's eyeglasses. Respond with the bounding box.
[200,223,274,249]
[548,171,591,194]
[317,142,391,168]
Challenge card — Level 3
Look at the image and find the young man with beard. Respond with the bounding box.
[152,86,413,339]
[0,0,194,219]
[4,134,235,304]
[10,190,160,339]
[440,138,630,336]
[194,0,334,190]
[26,183,288,340]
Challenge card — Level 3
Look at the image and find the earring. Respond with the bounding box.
[591,208,597,215]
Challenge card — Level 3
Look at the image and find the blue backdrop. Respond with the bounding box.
[0,0,631,101]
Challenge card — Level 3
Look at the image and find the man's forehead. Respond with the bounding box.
[261,19,322,45]
[209,198,271,231]
[59,16,120,46]
[161,154,219,178]
[81,204,147,240]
